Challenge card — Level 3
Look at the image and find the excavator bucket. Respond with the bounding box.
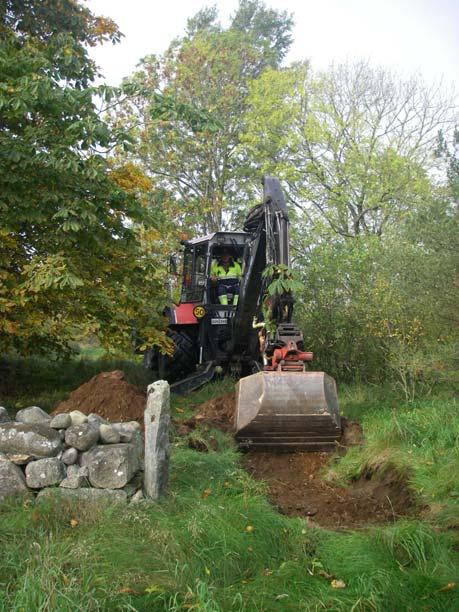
[235,371,341,451]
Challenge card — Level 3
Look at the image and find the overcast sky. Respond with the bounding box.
[86,0,458,88]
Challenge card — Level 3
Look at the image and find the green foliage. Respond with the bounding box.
[243,61,454,237]
[115,1,294,234]
[262,264,303,297]
[0,0,168,357]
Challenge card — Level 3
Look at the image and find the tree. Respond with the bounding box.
[115,1,294,234]
[243,61,456,237]
[0,0,166,356]
[241,61,457,384]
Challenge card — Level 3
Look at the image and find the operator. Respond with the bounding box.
[210,248,242,305]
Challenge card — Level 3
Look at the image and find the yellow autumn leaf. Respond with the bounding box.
[439,582,456,592]
[331,579,346,589]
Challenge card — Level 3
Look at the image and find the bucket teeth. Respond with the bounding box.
[235,371,341,451]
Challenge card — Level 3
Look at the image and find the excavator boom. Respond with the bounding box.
[233,177,341,451]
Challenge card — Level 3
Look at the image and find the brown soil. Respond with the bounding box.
[243,452,412,528]
[191,392,236,432]
[185,392,412,528]
[53,371,146,423]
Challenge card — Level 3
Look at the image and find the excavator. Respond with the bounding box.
[144,177,341,451]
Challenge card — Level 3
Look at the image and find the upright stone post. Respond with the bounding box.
[144,380,170,500]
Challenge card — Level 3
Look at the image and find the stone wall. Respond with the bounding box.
[0,406,145,503]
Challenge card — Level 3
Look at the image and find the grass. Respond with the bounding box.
[328,385,459,528]
[0,362,458,610]
[1,447,458,610]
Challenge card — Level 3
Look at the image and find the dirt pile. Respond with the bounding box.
[53,371,146,423]
[243,452,412,528]
[185,392,236,432]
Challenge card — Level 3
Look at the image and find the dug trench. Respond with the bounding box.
[180,392,414,530]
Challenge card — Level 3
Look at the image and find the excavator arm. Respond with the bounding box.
[232,176,290,357]
[233,177,342,451]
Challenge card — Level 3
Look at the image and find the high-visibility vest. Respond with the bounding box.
[211,259,242,280]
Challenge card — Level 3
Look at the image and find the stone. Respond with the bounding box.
[99,424,120,444]
[0,454,29,500]
[50,413,72,429]
[25,457,66,488]
[144,380,170,500]
[113,421,141,438]
[0,422,63,457]
[65,423,99,451]
[130,490,144,503]
[60,464,89,489]
[36,487,127,504]
[122,472,143,497]
[69,410,87,426]
[6,453,33,465]
[61,447,78,465]
[0,407,11,423]
[15,406,51,426]
[58,429,66,441]
[87,413,108,428]
[81,444,139,489]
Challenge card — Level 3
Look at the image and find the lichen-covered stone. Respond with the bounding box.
[99,424,120,444]
[0,454,29,500]
[60,464,89,489]
[87,414,108,429]
[15,406,51,426]
[50,413,72,429]
[130,490,144,503]
[65,423,99,451]
[0,407,11,423]
[0,423,63,457]
[6,453,33,465]
[69,410,87,426]
[81,444,139,489]
[144,380,170,500]
[61,447,78,465]
[112,421,141,442]
[25,457,66,488]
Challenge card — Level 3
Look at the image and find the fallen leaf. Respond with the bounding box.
[145,585,165,594]
[439,582,456,592]
[245,525,255,533]
[62,574,70,586]
[70,519,78,528]
[118,586,137,594]
[263,568,273,576]
[175,407,184,413]
[202,489,211,499]
[331,579,346,589]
